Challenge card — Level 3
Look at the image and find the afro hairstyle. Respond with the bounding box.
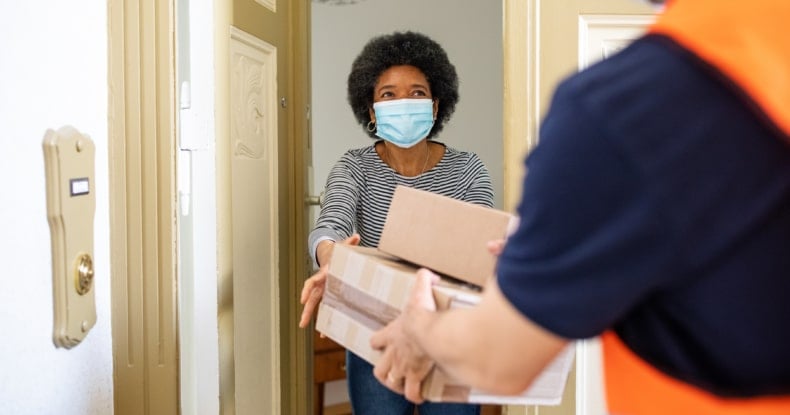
[347,31,459,139]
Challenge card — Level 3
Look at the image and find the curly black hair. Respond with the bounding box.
[347,31,459,140]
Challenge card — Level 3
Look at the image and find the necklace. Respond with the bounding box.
[382,142,431,188]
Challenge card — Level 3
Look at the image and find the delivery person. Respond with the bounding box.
[369,1,790,414]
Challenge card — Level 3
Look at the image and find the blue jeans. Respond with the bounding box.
[346,351,481,415]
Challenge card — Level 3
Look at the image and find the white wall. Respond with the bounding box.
[310,0,504,209]
[0,2,114,414]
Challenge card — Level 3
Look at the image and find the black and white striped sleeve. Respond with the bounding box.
[463,153,494,208]
[308,152,362,265]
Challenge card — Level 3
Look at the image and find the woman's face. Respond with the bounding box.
[369,65,439,121]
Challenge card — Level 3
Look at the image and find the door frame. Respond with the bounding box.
[108,0,312,413]
[217,1,312,413]
[108,0,180,413]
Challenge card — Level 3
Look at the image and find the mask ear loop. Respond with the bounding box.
[366,121,376,132]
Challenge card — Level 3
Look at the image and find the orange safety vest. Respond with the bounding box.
[602,332,790,414]
[602,1,790,413]
[649,0,790,141]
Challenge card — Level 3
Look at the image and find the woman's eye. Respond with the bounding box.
[411,90,427,97]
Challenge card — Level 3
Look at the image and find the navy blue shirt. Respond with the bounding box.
[497,35,790,397]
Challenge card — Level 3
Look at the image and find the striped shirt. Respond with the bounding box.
[309,141,494,265]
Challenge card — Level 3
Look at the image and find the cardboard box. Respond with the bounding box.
[414,286,575,405]
[378,186,517,287]
[421,335,576,405]
[316,244,480,365]
[315,244,574,405]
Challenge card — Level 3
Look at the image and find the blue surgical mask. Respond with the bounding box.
[373,98,435,148]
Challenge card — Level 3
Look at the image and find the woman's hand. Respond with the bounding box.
[298,234,361,328]
[298,265,329,329]
[487,238,506,256]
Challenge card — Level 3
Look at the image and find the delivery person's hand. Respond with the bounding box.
[370,268,440,403]
[487,216,517,256]
[298,233,361,329]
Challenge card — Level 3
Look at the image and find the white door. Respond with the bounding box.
[176,0,308,414]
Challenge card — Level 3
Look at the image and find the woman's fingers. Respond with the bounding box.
[298,269,328,328]
[300,270,327,304]
[299,293,321,328]
[343,233,361,246]
[299,286,325,328]
[299,234,359,329]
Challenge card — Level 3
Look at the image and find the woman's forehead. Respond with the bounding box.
[376,65,429,86]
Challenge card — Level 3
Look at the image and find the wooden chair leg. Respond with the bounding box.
[314,382,324,415]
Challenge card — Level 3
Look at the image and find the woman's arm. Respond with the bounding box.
[301,151,367,328]
[463,153,494,208]
[308,153,362,264]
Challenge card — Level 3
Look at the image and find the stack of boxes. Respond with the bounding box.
[316,186,574,405]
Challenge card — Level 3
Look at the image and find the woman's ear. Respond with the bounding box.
[368,107,376,123]
[432,99,439,120]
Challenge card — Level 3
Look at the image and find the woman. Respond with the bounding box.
[300,31,492,415]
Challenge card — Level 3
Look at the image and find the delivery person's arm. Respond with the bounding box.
[370,268,568,403]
